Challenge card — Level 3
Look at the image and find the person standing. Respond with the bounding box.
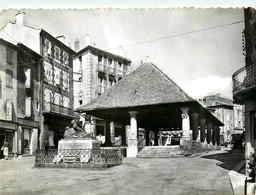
[1,140,9,160]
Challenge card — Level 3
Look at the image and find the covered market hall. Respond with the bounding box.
[76,63,224,157]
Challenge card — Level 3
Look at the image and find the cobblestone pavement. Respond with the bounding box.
[0,149,243,195]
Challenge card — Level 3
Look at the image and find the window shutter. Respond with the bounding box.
[25,97,32,117]
[6,100,12,120]
[25,68,31,88]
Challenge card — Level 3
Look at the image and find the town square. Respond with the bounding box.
[0,2,255,195]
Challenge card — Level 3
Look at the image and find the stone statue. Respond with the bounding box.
[64,119,91,139]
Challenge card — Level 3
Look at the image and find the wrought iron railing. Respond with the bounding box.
[107,67,116,75]
[35,148,122,165]
[117,69,123,77]
[43,102,73,116]
[96,85,107,94]
[233,62,256,95]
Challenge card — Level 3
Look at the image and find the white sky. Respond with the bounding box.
[0,8,245,100]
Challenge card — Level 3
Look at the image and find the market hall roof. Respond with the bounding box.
[76,62,193,111]
[76,62,223,126]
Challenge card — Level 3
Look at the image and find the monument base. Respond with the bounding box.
[53,138,101,164]
[180,136,191,149]
[58,138,101,150]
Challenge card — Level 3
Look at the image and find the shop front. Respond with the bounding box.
[18,118,39,155]
[0,120,17,158]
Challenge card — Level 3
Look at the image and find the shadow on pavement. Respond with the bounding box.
[200,150,245,171]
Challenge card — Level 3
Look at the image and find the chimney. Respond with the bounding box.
[15,11,27,26]
[74,39,80,51]
[85,34,91,46]
[56,35,65,43]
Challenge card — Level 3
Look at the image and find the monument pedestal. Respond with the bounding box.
[53,138,101,164]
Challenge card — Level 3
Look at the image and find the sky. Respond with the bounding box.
[0,7,246,100]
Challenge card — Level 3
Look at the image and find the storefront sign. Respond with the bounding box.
[18,118,39,128]
[0,120,16,130]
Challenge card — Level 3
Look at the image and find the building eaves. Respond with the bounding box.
[17,42,42,59]
[40,29,76,55]
[75,45,132,63]
[0,38,19,50]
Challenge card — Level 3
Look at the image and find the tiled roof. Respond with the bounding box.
[76,62,194,112]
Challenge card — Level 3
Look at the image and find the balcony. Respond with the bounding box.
[97,64,106,73]
[43,102,74,117]
[107,67,116,76]
[97,85,107,94]
[116,69,123,77]
[232,62,256,103]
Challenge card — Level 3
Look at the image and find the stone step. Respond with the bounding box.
[137,146,184,158]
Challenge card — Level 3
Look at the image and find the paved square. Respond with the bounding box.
[0,150,242,195]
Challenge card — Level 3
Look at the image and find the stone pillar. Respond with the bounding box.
[121,125,127,146]
[154,130,159,146]
[146,129,150,146]
[180,107,191,148]
[30,128,38,154]
[91,117,96,138]
[191,113,199,140]
[207,122,212,144]
[17,126,23,155]
[104,120,112,146]
[212,126,217,145]
[13,129,18,156]
[127,111,138,157]
[110,122,115,143]
[216,127,220,146]
[200,118,206,142]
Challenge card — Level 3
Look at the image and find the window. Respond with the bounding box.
[6,69,13,88]
[44,39,51,56]
[98,56,102,63]
[54,46,60,61]
[24,68,31,88]
[44,63,52,83]
[79,100,83,105]
[63,52,69,66]
[108,59,113,65]
[54,67,61,85]
[63,72,69,90]
[63,97,70,108]
[118,62,122,68]
[25,97,32,117]
[54,93,61,105]
[6,49,13,65]
[79,56,82,70]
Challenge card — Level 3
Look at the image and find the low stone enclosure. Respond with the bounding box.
[34,148,122,168]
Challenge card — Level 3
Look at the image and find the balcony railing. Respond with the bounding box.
[107,67,116,75]
[232,62,256,95]
[97,85,107,94]
[43,102,73,116]
[117,69,123,77]
[97,64,106,72]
